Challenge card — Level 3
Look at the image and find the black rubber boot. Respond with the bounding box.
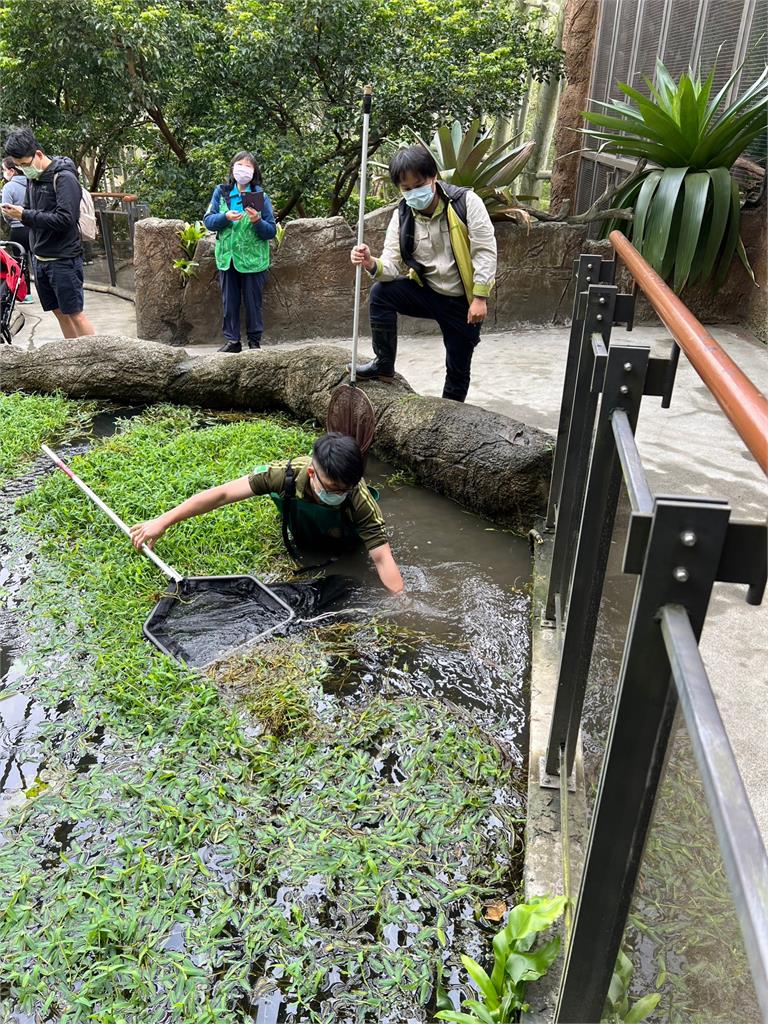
[218,340,242,353]
[352,324,397,381]
[441,384,468,402]
[247,334,262,349]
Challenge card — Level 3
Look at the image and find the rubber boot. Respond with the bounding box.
[442,383,468,402]
[247,333,262,349]
[352,324,397,381]
[218,340,242,353]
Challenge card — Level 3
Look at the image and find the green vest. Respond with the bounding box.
[214,194,270,274]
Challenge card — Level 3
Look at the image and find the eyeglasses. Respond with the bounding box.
[309,464,350,495]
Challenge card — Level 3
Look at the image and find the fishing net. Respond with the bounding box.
[144,575,294,668]
[144,574,357,668]
[326,385,377,456]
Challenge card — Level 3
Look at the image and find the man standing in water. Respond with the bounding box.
[129,433,405,594]
[350,144,497,402]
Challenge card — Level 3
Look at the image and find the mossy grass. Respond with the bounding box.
[0,399,525,1023]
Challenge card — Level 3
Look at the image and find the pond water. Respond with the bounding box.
[0,410,533,1023]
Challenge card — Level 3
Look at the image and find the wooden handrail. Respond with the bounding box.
[89,192,139,202]
[609,230,768,475]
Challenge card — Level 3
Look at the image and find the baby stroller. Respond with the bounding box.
[0,241,29,345]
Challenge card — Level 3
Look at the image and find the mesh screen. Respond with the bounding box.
[660,0,704,79]
[630,0,667,88]
[590,0,620,108]
[696,0,745,96]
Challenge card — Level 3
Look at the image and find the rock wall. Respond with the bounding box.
[134,205,768,346]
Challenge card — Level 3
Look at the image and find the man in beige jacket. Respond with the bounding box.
[350,145,497,402]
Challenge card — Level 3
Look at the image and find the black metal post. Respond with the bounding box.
[545,342,650,777]
[97,208,117,287]
[545,256,615,531]
[545,284,619,622]
[555,497,732,1022]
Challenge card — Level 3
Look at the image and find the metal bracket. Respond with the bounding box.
[623,507,766,605]
[540,756,576,792]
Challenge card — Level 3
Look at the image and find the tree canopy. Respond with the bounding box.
[0,0,562,219]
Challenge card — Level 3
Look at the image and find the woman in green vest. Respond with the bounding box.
[203,151,276,352]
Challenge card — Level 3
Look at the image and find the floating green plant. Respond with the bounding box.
[0,399,526,1023]
[0,391,97,483]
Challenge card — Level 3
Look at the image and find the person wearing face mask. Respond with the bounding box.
[2,128,95,338]
[1,157,33,301]
[350,145,497,402]
[203,150,277,353]
[128,432,405,594]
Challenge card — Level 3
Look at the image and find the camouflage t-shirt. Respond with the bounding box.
[247,456,387,551]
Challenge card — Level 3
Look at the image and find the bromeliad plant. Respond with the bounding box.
[174,219,208,284]
[437,894,566,1022]
[582,59,768,292]
[409,119,535,221]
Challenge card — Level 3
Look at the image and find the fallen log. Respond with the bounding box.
[0,336,552,529]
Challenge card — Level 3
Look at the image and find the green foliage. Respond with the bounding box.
[172,219,207,284]
[602,950,661,1023]
[582,59,768,292]
[0,0,562,217]
[410,118,536,220]
[177,220,207,258]
[436,894,566,1021]
[0,399,525,1022]
[0,392,96,483]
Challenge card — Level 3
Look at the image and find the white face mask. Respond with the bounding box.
[232,163,254,185]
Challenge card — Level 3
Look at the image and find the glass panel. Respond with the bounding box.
[616,714,762,1023]
[580,482,637,820]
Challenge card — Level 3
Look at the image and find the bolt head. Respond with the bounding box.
[673,566,689,583]
[587,263,594,270]
[585,276,592,283]
[596,314,603,321]
[599,296,607,305]
[623,362,633,372]
[681,530,697,547]
[619,384,629,395]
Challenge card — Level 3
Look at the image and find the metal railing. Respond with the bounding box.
[541,234,768,1021]
[90,192,148,288]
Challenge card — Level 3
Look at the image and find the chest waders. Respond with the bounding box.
[268,461,378,564]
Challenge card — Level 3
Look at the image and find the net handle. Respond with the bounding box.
[41,444,183,583]
[350,84,372,385]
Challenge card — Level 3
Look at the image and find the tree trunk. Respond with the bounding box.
[0,337,552,531]
[520,0,567,202]
[549,0,600,214]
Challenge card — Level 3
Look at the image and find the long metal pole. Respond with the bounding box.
[41,444,183,583]
[350,84,372,386]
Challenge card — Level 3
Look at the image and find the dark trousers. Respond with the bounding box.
[219,266,267,343]
[369,277,481,401]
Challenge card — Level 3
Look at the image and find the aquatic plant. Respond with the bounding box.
[436,894,566,1022]
[602,950,660,1023]
[0,400,526,1022]
[0,391,96,483]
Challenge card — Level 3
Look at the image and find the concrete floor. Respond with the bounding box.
[13,288,768,839]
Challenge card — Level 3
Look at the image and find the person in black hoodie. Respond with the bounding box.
[2,128,94,338]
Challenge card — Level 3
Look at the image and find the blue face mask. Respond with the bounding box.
[402,183,434,210]
[316,487,348,507]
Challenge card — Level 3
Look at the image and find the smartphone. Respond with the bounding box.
[241,191,264,212]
